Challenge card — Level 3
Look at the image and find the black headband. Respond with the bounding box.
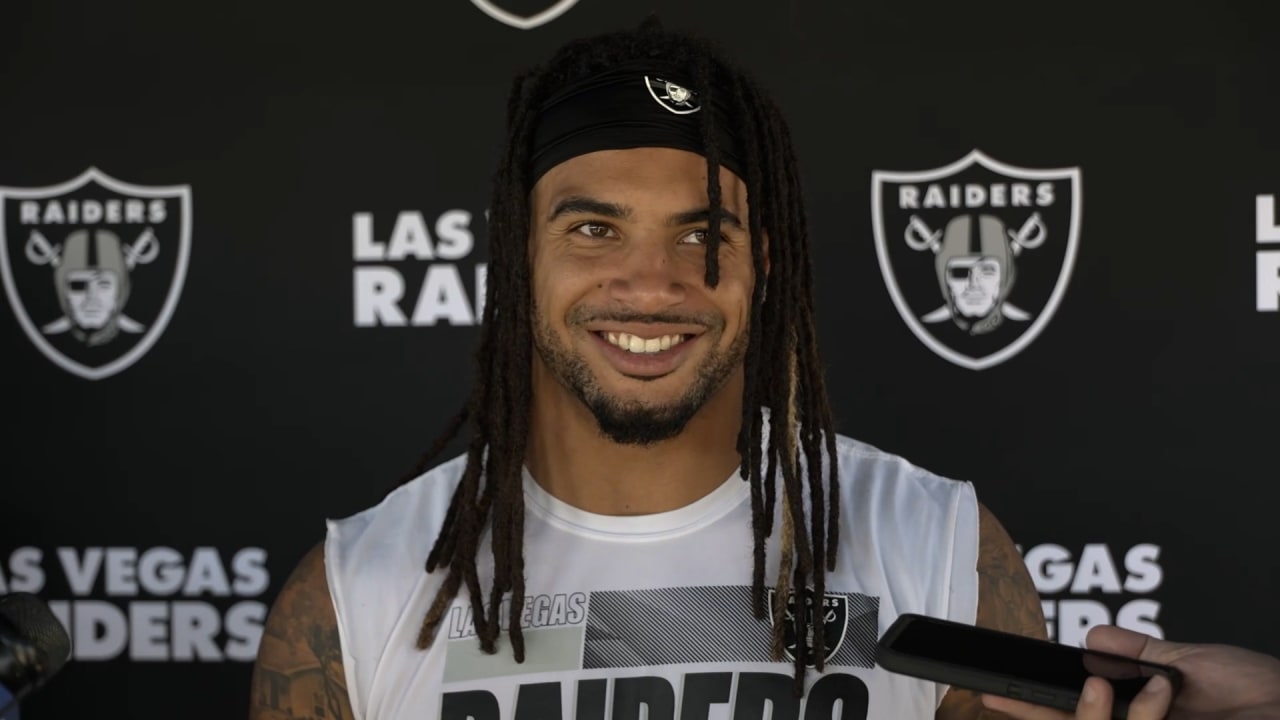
[528,64,747,184]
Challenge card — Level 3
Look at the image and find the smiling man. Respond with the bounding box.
[249,19,1044,720]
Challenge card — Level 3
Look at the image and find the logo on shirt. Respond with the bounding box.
[468,0,580,29]
[871,150,1081,369]
[0,168,191,379]
[768,588,848,666]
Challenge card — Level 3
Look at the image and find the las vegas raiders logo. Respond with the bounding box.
[644,76,701,115]
[871,150,1081,370]
[468,0,580,29]
[767,587,849,666]
[0,168,192,380]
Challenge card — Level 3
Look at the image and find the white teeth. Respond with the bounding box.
[605,332,687,354]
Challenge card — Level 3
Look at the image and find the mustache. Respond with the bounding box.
[567,307,722,329]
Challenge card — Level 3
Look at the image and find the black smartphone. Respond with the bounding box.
[877,613,1183,719]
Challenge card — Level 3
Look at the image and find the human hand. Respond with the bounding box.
[979,624,1280,719]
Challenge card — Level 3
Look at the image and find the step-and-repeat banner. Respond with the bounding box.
[3,1,1277,718]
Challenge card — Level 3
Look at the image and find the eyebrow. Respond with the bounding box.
[547,194,744,230]
[669,207,744,231]
[548,196,630,222]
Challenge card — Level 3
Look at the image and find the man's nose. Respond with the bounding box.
[606,237,688,309]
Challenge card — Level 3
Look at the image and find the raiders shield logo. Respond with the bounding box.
[767,587,849,666]
[871,150,1081,370]
[468,0,580,29]
[0,168,192,380]
[645,76,701,115]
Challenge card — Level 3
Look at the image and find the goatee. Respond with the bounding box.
[532,307,748,446]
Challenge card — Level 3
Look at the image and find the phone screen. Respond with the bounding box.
[888,617,1166,696]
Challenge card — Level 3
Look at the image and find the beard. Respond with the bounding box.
[533,305,749,446]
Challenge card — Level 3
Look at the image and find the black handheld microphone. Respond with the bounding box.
[0,593,72,719]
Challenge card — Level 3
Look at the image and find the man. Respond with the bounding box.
[249,19,1045,720]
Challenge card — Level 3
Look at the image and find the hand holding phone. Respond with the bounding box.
[982,673,1175,720]
[876,614,1182,720]
[989,623,1280,720]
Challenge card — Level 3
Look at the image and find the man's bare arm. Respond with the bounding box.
[248,542,356,720]
[935,502,1047,720]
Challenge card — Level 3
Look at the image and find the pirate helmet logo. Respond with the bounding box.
[767,587,849,667]
[1,168,191,379]
[645,76,701,115]
[872,150,1080,370]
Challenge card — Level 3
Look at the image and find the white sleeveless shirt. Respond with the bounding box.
[325,434,980,720]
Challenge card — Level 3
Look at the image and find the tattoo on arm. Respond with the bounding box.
[249,544,355,720]
[974,502,1046,639]
[308,625,350,720]
[935,503,1046,720]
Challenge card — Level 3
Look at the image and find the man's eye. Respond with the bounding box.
[680,229,709,245]
[574,223,614,239]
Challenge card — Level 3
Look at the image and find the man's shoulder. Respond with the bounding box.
[829,433,983,627]
[326,452,470,550]
[824,427,972,525]
[828,432,975,507]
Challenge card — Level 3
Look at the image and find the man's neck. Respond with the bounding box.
[524,372,745,516]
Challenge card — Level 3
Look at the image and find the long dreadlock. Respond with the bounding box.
[399,18,841,694]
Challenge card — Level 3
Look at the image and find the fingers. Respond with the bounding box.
[980,674,1173,720]
[980,678,1116,720]
[1075,677,1116,720]
[1085,625,1153,657]
[981,693,1073,720]
[1073,676,1172,720]
[1085,625,1177,665]
[1125,674,1174,720]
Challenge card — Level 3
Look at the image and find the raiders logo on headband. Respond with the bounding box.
[644,76,700,115]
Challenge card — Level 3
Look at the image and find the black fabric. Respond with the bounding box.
[528,64,746,183]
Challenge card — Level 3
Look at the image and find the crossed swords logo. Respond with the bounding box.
[903,211,1045,323]
[767,588,847,665]
[24,226,159,335]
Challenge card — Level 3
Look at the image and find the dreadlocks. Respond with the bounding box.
[401,17,840,694]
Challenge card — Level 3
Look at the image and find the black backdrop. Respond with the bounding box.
[3,1,1278,718]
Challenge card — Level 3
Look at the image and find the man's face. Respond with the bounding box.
[945,256,1002,317]
[65,269,120,328]
[529,147,758,445]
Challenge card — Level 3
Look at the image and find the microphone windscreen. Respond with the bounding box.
[0,593,71,680]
